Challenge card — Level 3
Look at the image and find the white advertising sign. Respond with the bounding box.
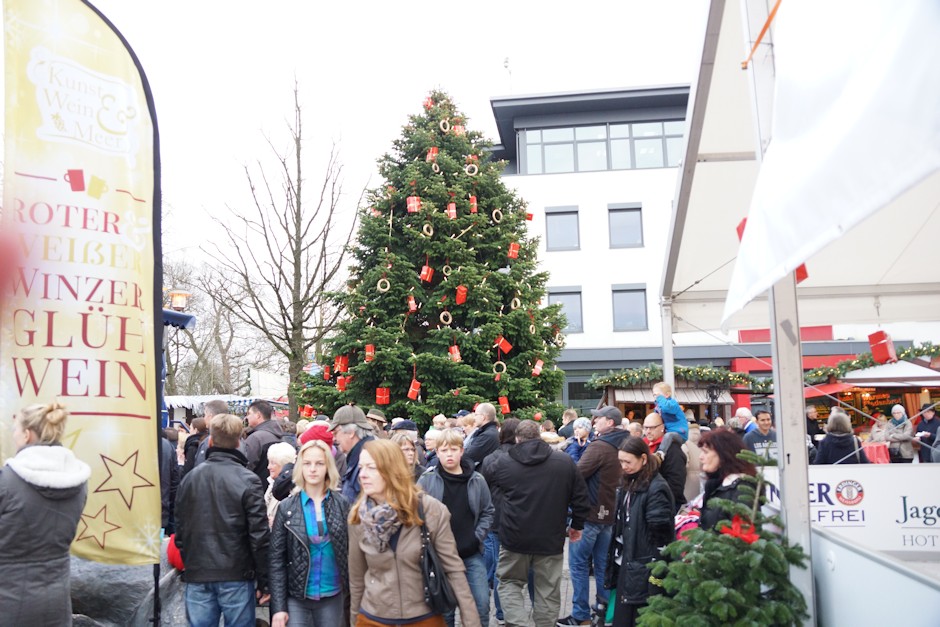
[764,466,940,557]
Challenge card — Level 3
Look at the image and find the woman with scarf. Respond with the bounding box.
[813,412,869,464]
[269,439,350,626]
[0,402,91,625]
[604,437,675,627]
[348,439,481,627]
[883,404,915,463]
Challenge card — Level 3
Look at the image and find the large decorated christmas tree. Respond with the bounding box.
[298,91,567,425]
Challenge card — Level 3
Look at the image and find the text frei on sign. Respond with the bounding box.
[1,0,161,565]
[764,466,940,556]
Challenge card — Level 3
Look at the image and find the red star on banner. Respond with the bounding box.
[77,505,121,549]
[95,450,154,509]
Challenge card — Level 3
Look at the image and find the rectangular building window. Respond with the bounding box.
[519,120,683,174]
[612,285,647,331]
[548,287,583,333]
[545,206,580,251]
[608,204,643,248]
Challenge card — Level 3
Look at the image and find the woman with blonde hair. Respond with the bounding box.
[348,439,481,627]
[0,402,91,625]
[269,439,351,627]
[391,430,426,481]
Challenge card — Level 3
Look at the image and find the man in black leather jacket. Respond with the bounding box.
[175,413,270,626]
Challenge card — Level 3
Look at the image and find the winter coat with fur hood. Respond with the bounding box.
[0,444,90,626]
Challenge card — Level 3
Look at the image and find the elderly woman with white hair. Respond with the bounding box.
[265,441,298,527]
[884,404,915,463]
[563,417,593,463]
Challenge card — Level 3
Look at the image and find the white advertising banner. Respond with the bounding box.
[764,466,940,558]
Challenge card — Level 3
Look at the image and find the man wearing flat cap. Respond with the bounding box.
[329,405,375,501]
[366,407,388,438]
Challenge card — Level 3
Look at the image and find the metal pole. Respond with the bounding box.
[661,298,675,390]
[768,273,816,623]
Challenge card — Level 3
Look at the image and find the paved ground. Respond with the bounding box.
[256,543,597,626]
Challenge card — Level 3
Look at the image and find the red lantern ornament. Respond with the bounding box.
[526,212,533,221]
[376,387,390,405]
[449,345,462,363]
[407,378,422,400]
[322,366,331,381]
[498,396,510,414]
[507,243,520,259]
[456,285,468,305]
[420,264,435,282]
[447,202,457,220]
[426,147,439,162]
[469,195,478,214]
[407,295,418,313]
[868,330,898,364]
[365,344,375,362]
[532,359,544,377]
[494,335,513,353]
[407,195,422,213]
[336,376,347,392]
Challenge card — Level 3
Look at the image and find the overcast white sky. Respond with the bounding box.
[10,0,709,258]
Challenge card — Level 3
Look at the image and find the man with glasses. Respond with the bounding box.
[642,413,687,513]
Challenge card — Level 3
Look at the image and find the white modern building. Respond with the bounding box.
[489,87,899,413]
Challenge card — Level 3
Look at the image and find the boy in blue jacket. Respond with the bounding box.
[652,382,689,459]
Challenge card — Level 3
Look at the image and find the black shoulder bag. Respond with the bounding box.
[417,497,459,614]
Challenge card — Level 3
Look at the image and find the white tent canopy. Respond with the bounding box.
[841,359,940,388]
[662,0,940,335]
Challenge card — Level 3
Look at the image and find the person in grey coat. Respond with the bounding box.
[0,402,90,626]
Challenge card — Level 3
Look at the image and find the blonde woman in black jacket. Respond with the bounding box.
[604,437,675,627]
[269,439,351,627]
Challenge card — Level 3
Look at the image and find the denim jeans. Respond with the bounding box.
[446,552,490,627]
[568,521,613,621]
[483,531,503,620]
[286,593,343,626]
[184,580,255,627]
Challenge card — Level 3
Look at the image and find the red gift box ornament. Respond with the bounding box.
[498,396,510,415]
[453,124,466,136]
[407,378,422,400]
[407,195,422,213]
[456,285,468,305]
[446,202,457,220]
[469,195,478,214]
[449,345,462,363]
[376,387,390,405]
[365,344,375,362]
[322,366,331,381]
[303,405,314,417]
[336,376,347,392]
[407,294,418,313]
[337,355,349,373]
[423,96,434,110]
[507,243,520,259]
[420,264,434,282]
[494,335,513,353]
[426,147,439,162]
[526,212,533,221]
[868,330,898,364]
[532,359,544,377]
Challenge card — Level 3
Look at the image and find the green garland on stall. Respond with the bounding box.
[588,342,939,393]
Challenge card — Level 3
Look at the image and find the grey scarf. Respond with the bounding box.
[358,498,403,552]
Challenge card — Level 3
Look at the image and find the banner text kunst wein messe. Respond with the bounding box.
[1,0,161,565]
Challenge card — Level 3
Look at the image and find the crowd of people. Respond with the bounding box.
[4,390,937,626]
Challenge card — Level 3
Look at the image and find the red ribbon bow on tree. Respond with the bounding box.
[719,515,760,544]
